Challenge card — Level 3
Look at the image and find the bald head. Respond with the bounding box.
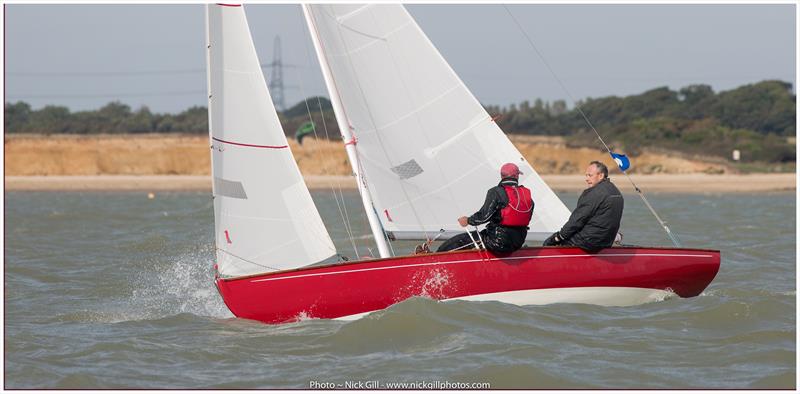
[585,161,607,188]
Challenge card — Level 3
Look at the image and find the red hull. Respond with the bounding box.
[215,246,720,324]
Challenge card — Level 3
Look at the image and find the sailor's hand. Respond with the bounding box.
[543,232,562,246]
[458,216,469,227]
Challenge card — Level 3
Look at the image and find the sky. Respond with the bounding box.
[4,3,796,114]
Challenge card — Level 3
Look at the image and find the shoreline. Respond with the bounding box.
[5,174,795,193]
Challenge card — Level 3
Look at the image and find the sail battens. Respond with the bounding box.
[423,113,491,158]
[305,4,572,237]
[382,163,484,211]
[353,82,462,137]
[333,21,413,56]
[208,4,337,277]
[337,23,387,43]
[335,4,371,22]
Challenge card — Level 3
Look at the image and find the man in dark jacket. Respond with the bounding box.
[543,161,623,252]
[437,163,534,254]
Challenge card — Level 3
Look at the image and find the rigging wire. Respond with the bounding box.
[297,15,361,259]
[356,150,398,258]
[216,248,281,272]
[354,147,384,256]
[329,5,434,243]
[306,5,393,258]
[502,5,682,247]
[7,64,294,77]
[298,85,360,259]
[373,6,466,242]
[6,90,206,99]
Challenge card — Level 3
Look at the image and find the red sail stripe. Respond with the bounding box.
[217,3,242,7]
[212,137,287,149]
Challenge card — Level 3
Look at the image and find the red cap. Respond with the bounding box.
[500,163,523,178]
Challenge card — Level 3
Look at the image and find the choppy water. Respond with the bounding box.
[4,189,795,389]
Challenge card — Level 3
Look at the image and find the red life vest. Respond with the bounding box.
[499,185,533,226]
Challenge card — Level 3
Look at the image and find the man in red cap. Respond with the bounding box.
[437,162,534,253]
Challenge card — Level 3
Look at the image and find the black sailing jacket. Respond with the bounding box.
[558,178,624,252]
[467,178,532,253]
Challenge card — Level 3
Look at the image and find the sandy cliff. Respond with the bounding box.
[5,133,733,176]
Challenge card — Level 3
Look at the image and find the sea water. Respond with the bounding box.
[4,190,795,388]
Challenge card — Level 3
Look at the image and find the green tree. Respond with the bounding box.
[713,80,795,135]
[677,84,716,119]
[121,106,155,133]
[4,101,32,133]
[29,105,72,133]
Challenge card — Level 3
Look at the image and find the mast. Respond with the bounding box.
[301,5,392,258]
[204,5,219,213]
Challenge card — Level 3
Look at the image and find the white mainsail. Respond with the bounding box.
[304,4,571,241]
[206,4,336,277]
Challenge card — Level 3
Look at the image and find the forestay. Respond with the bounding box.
[304,4,570,241]
[206,4,336,277]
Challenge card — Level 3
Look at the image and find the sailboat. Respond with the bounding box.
[207,4,720,324]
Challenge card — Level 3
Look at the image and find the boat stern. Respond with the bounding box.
[672,248,721,297]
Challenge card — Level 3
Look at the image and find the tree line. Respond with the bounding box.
[5,80,795,163]
[487,80,795,163]
[4,101,208,135]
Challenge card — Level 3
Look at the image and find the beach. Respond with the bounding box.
[4,133,794,193]
[5,173,795,193]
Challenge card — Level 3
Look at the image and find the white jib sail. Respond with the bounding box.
[304,4,571,241]
[206,4,336,277]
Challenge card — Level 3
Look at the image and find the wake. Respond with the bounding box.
[122,244,234,322]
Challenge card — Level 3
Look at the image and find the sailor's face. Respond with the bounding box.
[585,164,605,188]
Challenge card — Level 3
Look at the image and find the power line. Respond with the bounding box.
[7,69,205,77]
[6,90,207,99]
[7,63,301,77]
